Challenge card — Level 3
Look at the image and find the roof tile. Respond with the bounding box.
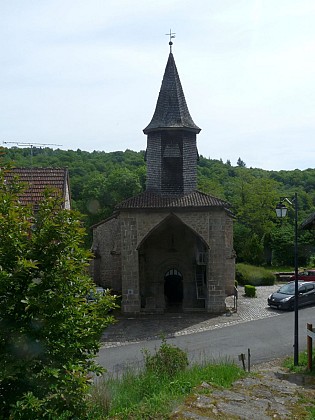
[115,190,230,210]
[4,167,68,206]
[143,53,201,134]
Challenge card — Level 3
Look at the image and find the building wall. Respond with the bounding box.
[91,208,235,314]
[120,215,140,312]
[91,217,121,292]
[64,179,71,210]
[207,210,235,312]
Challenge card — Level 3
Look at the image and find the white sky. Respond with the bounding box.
[1,0,315,170]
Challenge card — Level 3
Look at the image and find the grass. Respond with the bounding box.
[283,350,315,376]
[88,360,246,419]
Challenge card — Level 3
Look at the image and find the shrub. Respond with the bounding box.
[0,167,117,419]
[236,263,275,286]
[143,339,189,377]
[244,285,256,297]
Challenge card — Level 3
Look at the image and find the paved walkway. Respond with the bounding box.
[101,285,281,348]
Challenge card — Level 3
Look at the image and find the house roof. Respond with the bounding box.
[301,212,315,230]
[143,52,201,134]
[3,167,70,208]
[115,190,230,211]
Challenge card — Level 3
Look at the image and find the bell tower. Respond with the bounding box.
[143,47,201,196]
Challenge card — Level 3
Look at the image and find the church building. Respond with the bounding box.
[91,45,235,313]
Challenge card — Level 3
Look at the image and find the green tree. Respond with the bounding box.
[197,176,226,200]
[105,167,143,203]
[0,167,116,419]
[232,175,280,264]
[237,157,246,167]
[271,218,315,266]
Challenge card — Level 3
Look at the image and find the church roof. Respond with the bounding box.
[115,190,230,211]
[143,52,201,134]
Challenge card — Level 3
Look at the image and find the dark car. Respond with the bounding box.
[290,269,315,282]
[267,281,315,310]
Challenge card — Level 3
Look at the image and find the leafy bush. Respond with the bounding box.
[143,339,189,377]
[0,167,117,419]
[244,285,256,297]
[236,263,275,286]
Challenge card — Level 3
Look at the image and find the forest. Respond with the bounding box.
[2,146,315,267]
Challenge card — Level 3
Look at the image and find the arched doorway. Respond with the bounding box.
[164,268,183,309]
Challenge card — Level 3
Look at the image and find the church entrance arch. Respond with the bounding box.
[164,268,183,308]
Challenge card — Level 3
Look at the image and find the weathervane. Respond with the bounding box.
[165,29,176,52]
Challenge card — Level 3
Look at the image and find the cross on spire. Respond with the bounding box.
[165,29,176,52]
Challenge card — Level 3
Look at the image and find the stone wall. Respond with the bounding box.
[91,216,121,291]
[91,207,235,314]
[207,209,234,312]
[120,215,140,312]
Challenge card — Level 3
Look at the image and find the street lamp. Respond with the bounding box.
[275,192,299,365]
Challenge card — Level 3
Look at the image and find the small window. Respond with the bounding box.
[165,269,181,277]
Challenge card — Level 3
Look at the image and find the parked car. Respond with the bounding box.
[86,287,106,303]
[267,281,315,310]
[290,269,315,282]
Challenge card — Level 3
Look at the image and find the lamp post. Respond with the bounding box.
[275,192,299,365]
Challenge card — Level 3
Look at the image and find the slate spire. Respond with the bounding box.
[143,52,201,134]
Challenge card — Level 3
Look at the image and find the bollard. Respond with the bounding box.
[238,353,246,371]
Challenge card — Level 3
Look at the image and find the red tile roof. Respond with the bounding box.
[4,167,70,208]
[115,190,230,210]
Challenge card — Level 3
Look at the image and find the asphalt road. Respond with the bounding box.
[97,305,315,375]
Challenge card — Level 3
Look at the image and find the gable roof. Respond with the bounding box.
[115,190,230,211]
[143,52,201,134]
[3,167,70,209]
[301,212,315,230]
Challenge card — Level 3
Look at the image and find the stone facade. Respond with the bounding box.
[92,206,235,313]
[91,216,121,293]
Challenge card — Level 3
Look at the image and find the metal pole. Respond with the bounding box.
[307,323,313,371]
[294,192,299,366]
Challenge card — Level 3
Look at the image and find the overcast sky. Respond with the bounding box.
[1,0,314,171]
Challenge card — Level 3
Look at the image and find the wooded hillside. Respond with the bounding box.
[2,146,315,266]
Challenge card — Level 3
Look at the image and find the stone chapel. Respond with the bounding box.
[91,46,236,314]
